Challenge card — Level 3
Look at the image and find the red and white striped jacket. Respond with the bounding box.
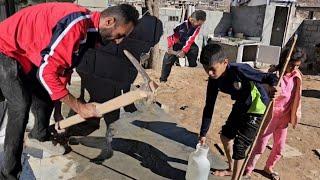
[167,20,201,53]
[0,2,100,100]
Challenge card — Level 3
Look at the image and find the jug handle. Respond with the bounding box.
[195,143,201,152]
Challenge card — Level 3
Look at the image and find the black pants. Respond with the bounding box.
[79,72,121,126]
[221,110,262,160]
[160,43,199,81]
[0,53,53,180]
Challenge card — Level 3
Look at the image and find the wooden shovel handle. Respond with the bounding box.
[57,90,148,129]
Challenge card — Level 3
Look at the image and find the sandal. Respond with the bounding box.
[269,172,280,180]
[212,169,232,176]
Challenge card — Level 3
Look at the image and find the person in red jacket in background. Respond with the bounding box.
[0,3,139,179]
[160,10,206,82]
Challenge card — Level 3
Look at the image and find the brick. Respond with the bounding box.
[166,9,177,16]
[303,33,312,38]
[159,9,165,15]
[304,20,314,26]
[307,25,318,31]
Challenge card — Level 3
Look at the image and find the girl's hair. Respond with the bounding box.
[276,47,306,71]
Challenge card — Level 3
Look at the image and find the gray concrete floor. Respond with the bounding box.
[1,103,229,180]
[0,74,229,180]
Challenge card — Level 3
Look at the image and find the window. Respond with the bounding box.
[168,16,179,22]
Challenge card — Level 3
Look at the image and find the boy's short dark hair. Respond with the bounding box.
[101,4,139,26]
[200,43,227,66]
[191,10,206,21]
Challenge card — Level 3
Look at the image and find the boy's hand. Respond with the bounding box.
[269,86,281,99]
[199,136,206,145]
[268,65,278,73]
[177,51,185,58]
[167,48,175,55]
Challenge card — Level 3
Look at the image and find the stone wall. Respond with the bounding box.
[297,20,320,72]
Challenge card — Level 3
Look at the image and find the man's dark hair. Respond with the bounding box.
[101,4,139,26]
[200,43,227,66]
[191,10,206,21]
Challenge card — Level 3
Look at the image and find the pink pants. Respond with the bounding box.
[246,107,290,174]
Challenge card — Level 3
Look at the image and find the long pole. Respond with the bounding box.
[237,34,298,180]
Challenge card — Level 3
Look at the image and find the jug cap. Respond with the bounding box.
[196,143,209,150]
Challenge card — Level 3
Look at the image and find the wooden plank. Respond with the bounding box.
[57,90,148,129]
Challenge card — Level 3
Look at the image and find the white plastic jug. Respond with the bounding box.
[186,143,211,180]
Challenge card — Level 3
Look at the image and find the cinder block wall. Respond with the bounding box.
[231,5,266,38]
[297,20,320,62]
[158,8,232,51]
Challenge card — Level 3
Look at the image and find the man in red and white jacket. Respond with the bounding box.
[160,10,206,82]
[0,3,139,179]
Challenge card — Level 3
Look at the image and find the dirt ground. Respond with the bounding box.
[140,66,320,180]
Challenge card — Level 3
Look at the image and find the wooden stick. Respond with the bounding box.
[123,49,159,92]
[56,89,148,129]
[238,34,298,180]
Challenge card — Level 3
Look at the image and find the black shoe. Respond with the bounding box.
[28,132,50,142]
[124,104,138,113]
[159,78,167,83]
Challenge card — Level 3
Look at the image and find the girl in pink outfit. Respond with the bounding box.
[245,48,306,180]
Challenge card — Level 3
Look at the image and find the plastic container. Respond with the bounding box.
[186,143,211,180]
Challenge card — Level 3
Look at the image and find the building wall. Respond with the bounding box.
[158,8,232,51]
[76,0,108,8]
[261,4,276,45]
[297,20,320,68]
[231,5,266,38]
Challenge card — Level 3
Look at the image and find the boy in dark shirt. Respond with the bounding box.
[198,44,278,179]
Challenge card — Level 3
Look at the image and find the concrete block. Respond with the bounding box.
[304,20,314,26]
[166,9,177,17]
[159,9,165,15]
[307,25,318,31]
[77,0,107,8]
[159,18,167,23]
[175,10,182,16]
[303,31,313,36]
